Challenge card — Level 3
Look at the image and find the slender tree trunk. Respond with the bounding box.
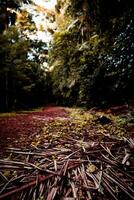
[5,71,8,111]
[80,0,90,41]
[5,0,8,29]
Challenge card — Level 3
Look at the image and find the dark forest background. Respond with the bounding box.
[0,0,134,111]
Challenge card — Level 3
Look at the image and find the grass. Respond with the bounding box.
[0,112,17,118]
[0,107,43,118]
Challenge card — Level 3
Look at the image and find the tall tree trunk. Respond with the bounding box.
[80,0,91,41]
[5,0,8,30]
[5,71,8,111]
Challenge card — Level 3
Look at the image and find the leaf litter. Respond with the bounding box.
[0,106,134,200]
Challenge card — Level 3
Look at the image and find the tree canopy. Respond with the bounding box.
[49,0,134,107]
[0,0,134,111]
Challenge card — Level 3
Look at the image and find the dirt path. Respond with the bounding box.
[0,104,133,151]
[0,106,69,150]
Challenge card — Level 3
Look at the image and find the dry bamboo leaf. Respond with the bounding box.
[46,187,58,200]
[103,172,134,199]
[70,181,78,198]
[0,133,133,200]
[102,177,118,200]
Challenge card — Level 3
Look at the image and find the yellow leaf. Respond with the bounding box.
[87,164,97,173]
[3,170,10,178]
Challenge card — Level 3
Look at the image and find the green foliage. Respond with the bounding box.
[50,30,79,105]
[0,27,52,111]
[92,17,134,105]
[50,28,106,106]
[50,0,134,107]
[66,0,83,16]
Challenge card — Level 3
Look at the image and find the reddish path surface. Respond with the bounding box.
[0,106,68,150]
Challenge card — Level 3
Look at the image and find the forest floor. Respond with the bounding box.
[0,105,134,199]
[0,106,69,151]
[0,105,134,150]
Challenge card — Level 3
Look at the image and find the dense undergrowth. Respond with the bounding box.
[49,0,134,108]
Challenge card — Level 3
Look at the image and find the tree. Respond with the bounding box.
[0,25,52,111]
[0,0,54,111]
[0,0,32,33]
[49,0,134,107]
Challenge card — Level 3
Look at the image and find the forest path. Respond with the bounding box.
[0,106,69,150]
[0,104,133,152]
